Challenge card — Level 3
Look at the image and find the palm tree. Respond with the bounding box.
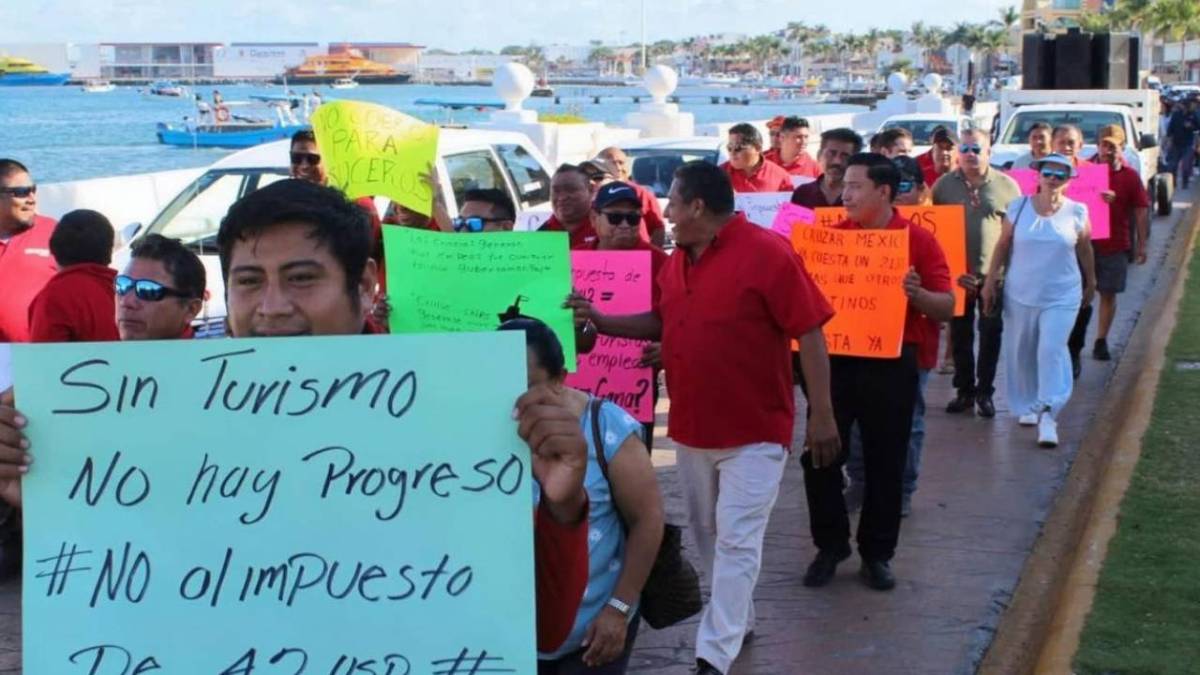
[1077,11,1114,33]
[1150,0,1200,42]
[588,47,615,75]
[979,28,1010,77]
[863,28,885,76]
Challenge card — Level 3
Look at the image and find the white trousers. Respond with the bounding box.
[1004,298,1080,419]
[675,442,788,674]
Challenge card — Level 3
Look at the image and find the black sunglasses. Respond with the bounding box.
[114,275,192,302]
[959,144,983,155]
[290,152,321,166]
[452,216,509,232]
[1039,167,1071,181]
[599,211,642,227]
[0,185,36,198]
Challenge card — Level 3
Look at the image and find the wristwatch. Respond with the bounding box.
[606,596,632,617]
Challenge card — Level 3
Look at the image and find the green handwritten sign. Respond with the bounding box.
[312,100,440,217]
[384,226,578,368]
[13,333,534,674]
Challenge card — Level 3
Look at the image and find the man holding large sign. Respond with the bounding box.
[799,154,952,593]
[0,179,592,670]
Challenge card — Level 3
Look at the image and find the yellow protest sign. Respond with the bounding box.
[791,226,910,358]
[311,100,440,216]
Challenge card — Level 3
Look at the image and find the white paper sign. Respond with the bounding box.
[734,191,796,228]
[515,210,552,232]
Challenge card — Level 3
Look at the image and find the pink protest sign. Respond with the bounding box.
[1007,163,1110,240]
[770,202,816,238]
[566,251,655,422]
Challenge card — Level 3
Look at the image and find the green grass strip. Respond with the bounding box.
[1074,235,1200,674]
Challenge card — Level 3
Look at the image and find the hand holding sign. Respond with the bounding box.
[312,100,440,217]
[516,384,589,524]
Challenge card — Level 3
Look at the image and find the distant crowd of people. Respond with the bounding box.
[0,97,1156,672]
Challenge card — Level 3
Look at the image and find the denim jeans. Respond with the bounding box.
[846,368,931,499]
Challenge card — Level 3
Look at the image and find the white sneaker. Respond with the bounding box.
[1018,412,1039,426]
[1037,415,1059,448]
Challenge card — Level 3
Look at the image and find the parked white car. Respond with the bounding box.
[873,113,967,156]
[118,129,557,336]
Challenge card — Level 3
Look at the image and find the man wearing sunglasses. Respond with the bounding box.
[116,234,206,341]
[0,177,594,655]
[933,128,1020,418]
[452,188,516,233]
[594,148,668,248]
[0,159,57,343]
[719,123,794,193]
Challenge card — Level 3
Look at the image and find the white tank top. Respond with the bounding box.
[1003,196,1087,308]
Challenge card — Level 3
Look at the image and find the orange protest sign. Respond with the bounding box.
[791,225,909,358]
[812,206,967,316]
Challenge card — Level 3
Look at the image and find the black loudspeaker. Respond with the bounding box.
[1055,28,1094,89]
[1023,33,1056,89]
[1092,32,1139,89]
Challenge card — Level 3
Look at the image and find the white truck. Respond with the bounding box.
[990,88,1173,216]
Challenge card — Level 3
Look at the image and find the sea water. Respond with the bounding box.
[0,83,860,184]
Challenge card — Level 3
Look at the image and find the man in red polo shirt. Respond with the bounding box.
[540,164,599,249]
[117,234,207,340]
[0,159,57,343]
[1086,124,1150,362]
[764,116,821,179]
[791,128,863,209]
[594,147,668,247]
[800,153,953,593]
[916,126,958,188]
[569,162,840,675]
[720,123,794,193]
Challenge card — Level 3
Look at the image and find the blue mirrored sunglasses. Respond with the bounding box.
[114,275,191,302]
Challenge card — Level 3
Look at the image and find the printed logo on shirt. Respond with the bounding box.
[26,248,51,257]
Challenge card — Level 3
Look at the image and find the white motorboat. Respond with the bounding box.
[81,80,116,93]
[330,77,359,90]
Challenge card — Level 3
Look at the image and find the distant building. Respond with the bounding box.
[1020,0,1105,32]
[1163,40,1200,83]
[99,43,220,81]
[418,53,515,82]
[213,43,319,79]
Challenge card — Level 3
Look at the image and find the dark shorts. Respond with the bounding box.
[1096,252,1129,294]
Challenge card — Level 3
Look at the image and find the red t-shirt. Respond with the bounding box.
[833,211,952,357]
[720,159,794,193]
[0,215,58,342]
[791,176,843,208]
[656,213,833,448]
[541,215,598,249]
[1090,158,1150,256]
[631,182,666,242]
[917,150,948,188]
[28,263,119,343]
[588,238,668,307]
[764,149,822,178]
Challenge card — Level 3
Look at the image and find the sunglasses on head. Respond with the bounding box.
[897,180,915,194]
[0,185,36,198]
[599,211,642,227]
[290,152,321,167]
[114,275,192,302]
[452,216,508,232]
[1039,167,1071,181]
[959,144,983,155]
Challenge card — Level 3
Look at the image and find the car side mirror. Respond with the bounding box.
[119,222,142,246]
[1139,133,1158,149]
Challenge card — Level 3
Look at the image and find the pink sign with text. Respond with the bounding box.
[566,251,655,422]
[770,202,816,238]
[1007,163,1110,240]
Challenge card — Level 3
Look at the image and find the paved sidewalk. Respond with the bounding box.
[0,188,1192,674]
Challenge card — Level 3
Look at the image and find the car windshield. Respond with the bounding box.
[145,168,290,252]
[881,120,956,144]
[624,148,719,198]
[1001,111,1125,145]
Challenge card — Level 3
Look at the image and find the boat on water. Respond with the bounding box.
[146,80,187,98]
[156,95,309,148]
[330,76,359,90]
[277,50,411,85]
[0,56,70,86]
[81,80,116,93]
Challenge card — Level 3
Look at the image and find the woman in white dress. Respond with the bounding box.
[981,153,1097,447]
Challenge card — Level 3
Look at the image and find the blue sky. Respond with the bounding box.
[10,0,1016,51]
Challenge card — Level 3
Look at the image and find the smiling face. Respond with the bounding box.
[551,170,592,225]
[1097,138,1122,166]
[592,199,642,250]
[0,170,37,234]
[289,139,327,185]
[225,221,375,337]
[117,257,202,340]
